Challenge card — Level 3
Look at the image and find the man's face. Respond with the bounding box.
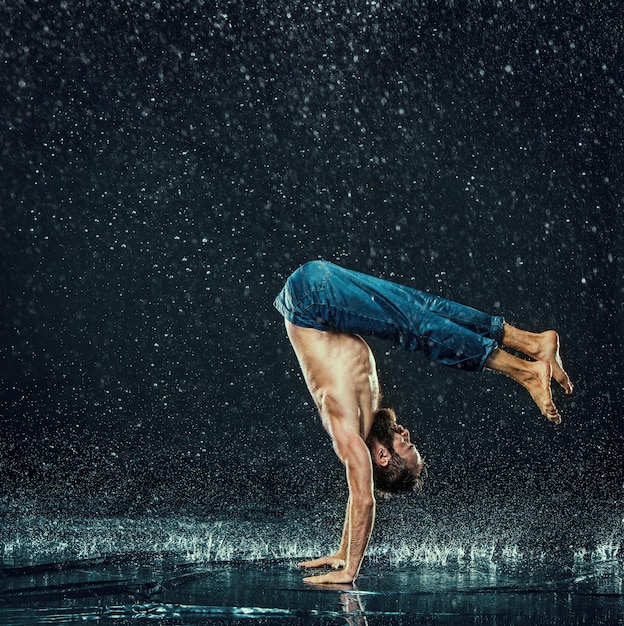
[391,424,425,474]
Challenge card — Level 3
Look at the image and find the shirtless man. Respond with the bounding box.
[274,260,572,584]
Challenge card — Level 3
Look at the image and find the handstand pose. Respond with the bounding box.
[274,260,572,584]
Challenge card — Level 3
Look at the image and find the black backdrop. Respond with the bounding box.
[1,0,622,512]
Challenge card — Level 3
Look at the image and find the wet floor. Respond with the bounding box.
[1,554,623,624]
[1,500,622,625]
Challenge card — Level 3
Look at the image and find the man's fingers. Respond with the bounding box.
[298,556,345,570]
[298,558,327,568]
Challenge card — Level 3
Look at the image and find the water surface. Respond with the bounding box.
[1,497,622,624]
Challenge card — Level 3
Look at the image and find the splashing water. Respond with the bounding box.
[1,497,622,625]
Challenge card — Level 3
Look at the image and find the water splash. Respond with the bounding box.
[2,511,622,574]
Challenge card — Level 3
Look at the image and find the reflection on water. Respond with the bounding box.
[0,556,622,625]
[0,499,622,624]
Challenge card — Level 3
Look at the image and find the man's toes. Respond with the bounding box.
[552,367,573,395]
[545,408,561,424]
[559,377,573,395]
[546,406,561,424]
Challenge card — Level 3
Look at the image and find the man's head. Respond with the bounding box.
[366,407,426,495]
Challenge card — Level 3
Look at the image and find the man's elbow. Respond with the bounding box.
[351,491,375,511]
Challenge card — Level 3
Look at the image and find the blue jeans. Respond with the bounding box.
[273,260,504,371]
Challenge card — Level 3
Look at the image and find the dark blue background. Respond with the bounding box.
[1,0,622,512]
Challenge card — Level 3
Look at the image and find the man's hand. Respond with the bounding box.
[299,554,356,585]
[298,555,345,570]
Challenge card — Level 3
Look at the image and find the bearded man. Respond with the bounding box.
[274,260,572,584]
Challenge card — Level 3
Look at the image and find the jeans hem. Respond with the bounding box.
[490,315,505,345]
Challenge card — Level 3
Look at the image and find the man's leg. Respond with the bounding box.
[276,262,571,386]
[501,324,573,394]
[485,348,562,424]
[312,262,503,371]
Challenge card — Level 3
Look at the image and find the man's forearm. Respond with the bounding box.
[344,495,375,579]
[336,497,351,559]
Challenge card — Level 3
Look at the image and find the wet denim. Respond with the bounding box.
[274,260,504,371]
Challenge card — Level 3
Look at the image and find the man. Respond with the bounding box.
[274,260,572,584]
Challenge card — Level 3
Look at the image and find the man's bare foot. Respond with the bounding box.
[521,360,561,425]
[485,348,561,424]
[533,331,573,395]
[502,325,573,395]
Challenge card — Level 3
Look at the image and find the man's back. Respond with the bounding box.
[285,320,379,440]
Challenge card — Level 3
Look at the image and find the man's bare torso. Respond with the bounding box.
[285,320,380,439]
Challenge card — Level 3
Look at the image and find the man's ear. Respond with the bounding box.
[369,440,391,467]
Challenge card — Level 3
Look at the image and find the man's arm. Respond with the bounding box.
[303,423,376,584]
